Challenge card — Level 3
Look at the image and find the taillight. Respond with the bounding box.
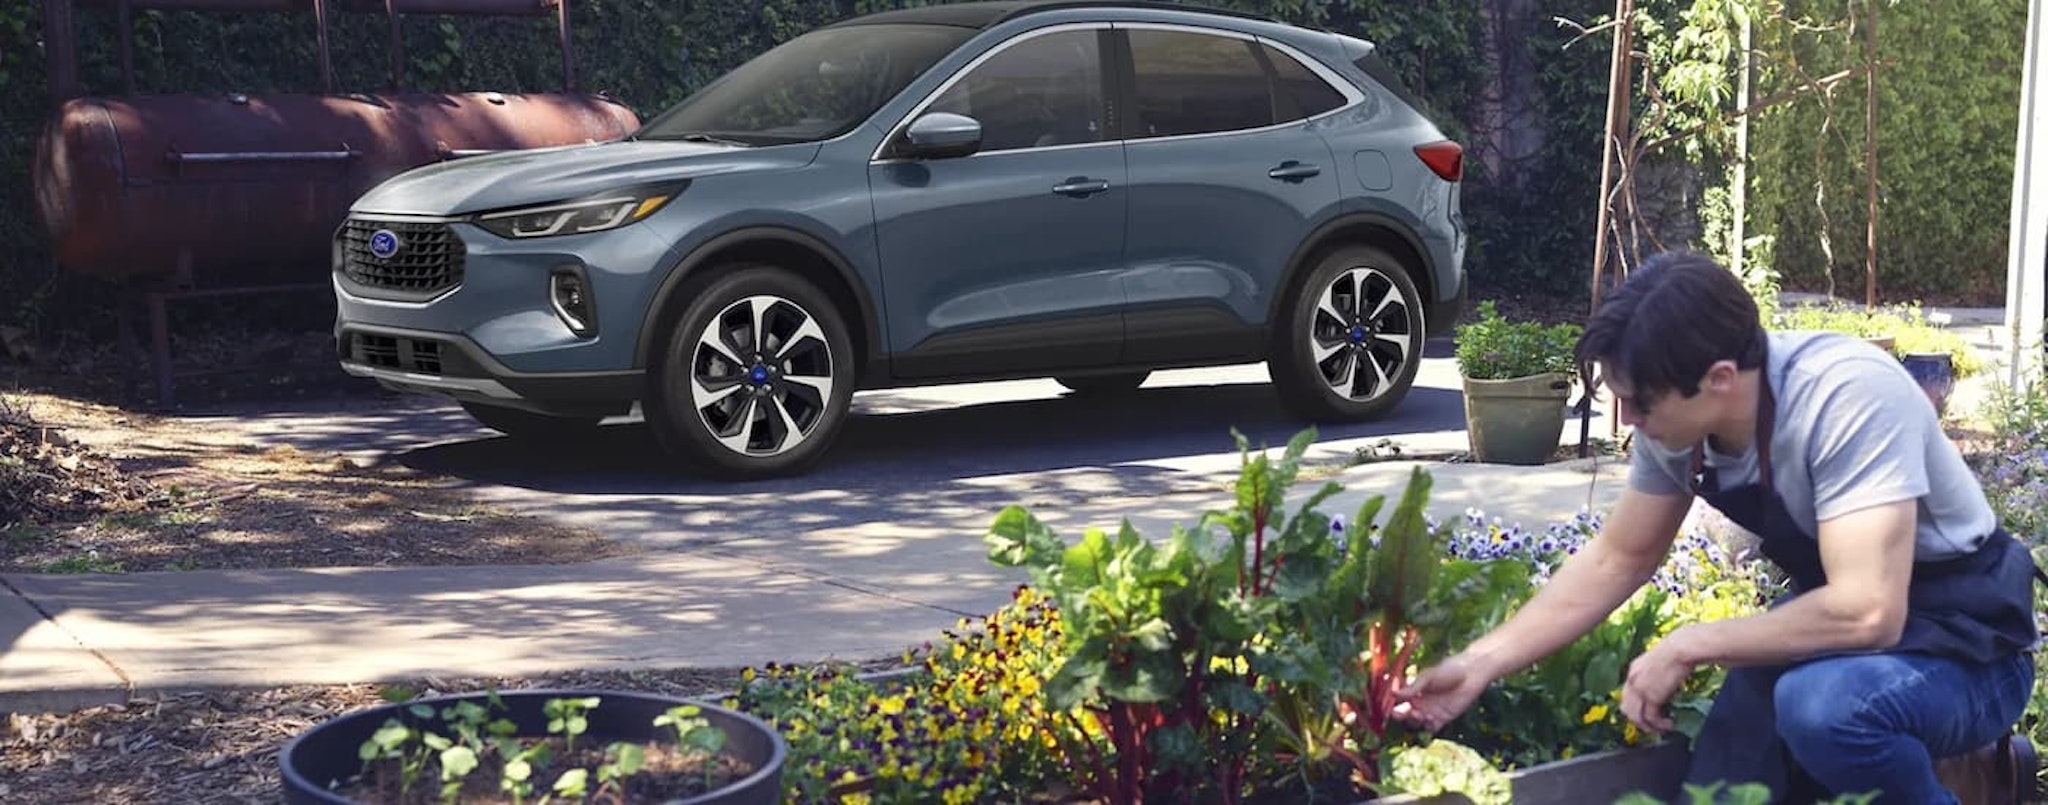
[1414,141,1463,182]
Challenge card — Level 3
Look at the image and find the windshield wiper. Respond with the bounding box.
[642,132,753,147]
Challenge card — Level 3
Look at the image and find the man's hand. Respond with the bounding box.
[1620,627,1699,735]
[1391,654,1492,732]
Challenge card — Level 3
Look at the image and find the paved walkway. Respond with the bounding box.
[0,457,1632,713]
[0,303,2013,715]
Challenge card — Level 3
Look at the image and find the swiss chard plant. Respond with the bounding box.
[986,428,1511,804]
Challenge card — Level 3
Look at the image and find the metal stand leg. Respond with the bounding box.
[148,292,174,409]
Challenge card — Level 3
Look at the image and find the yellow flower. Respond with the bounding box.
[1624,720,1643,745]
[741,667,756,682]
[1582,703,1610,724]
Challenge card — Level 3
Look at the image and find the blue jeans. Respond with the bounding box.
[1684,649,2035,803]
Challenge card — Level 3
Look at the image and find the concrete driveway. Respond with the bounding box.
[183,341,1617,614]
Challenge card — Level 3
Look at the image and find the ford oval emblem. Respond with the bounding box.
[368,229,402,260]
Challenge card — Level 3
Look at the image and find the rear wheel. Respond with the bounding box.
[1269,244,1426,422]
[1055,371,1149,395]
[644,265,856,479]
[460,402,604,440]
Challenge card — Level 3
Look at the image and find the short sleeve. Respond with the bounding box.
[1628,438,1688,496]
[1804,358,1931,522]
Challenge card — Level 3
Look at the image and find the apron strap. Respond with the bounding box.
[1691,345,1777,495]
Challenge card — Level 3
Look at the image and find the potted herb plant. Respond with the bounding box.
[1453,301,1584,465]
[279,687,786,804]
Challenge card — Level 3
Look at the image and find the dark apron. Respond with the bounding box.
[1680,354,2046,798]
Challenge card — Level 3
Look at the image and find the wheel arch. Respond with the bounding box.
[633,226,882,377]
[1269,213,1436,329]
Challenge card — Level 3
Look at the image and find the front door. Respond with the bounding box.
[869,25,1127,380]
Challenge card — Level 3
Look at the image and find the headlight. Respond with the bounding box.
[472,185,683,239]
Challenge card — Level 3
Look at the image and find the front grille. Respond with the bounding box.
[340,218,464,299]
[346,333,444,375]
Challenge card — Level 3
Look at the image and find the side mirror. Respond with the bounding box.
[900,112,982,159]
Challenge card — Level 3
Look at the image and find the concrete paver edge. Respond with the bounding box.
[0,574,134,713]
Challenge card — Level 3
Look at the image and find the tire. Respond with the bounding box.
[1269,244,1427,422]
[1055,371,1149,395]
[644,264,856,479]
[460,402,604,440]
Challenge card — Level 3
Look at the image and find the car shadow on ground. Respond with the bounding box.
[387,381,1471,496]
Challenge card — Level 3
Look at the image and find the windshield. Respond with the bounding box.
[635,23,975,146]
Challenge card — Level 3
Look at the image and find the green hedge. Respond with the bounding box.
[1746,0,2026,304]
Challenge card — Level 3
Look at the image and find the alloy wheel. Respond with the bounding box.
[1307,266,1416,402]
[689,295,836,457]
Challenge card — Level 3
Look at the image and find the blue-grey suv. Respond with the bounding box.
[333,0,1467,478]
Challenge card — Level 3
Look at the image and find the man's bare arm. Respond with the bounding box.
[1665,498,1915,667]
[1457,486,1694,681]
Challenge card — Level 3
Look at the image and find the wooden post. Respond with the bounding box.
[42,0,80,105]
[1732,13,1753,282]
[386,0,405,91]
[2008,0,2048,392]
[557,0,576,92]
[314,0,335,95]
[1588,0,1637,440]
[117,0,134,94]
[1864,0,1881,307]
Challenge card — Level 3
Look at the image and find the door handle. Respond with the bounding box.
[1052,178,1111,197]
[1268,161,1322,181]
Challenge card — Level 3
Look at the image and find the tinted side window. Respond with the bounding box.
[1263,44,1347,121]
[928,29,1105,152]
[1127,29,1273,138]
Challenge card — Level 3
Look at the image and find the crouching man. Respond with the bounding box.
[1394,251,2042,802]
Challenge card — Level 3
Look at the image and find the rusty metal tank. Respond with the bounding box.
[33,90,640,285]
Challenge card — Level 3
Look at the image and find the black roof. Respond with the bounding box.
[828,1,1277,30]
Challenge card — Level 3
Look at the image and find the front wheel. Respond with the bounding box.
[644,265,856,479]
[1269,244,1426,422]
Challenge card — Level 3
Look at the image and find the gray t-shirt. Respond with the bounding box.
[1630,330,1996,560]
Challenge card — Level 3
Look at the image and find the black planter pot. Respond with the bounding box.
[280,688,786,804]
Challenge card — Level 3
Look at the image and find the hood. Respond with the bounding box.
[352,139,822,216]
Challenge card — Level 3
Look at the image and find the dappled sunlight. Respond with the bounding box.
[4,551,958,689]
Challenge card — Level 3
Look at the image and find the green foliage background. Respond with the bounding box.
[0,0,1609,343]
[1746,0,2026,304]
[0,0,2027,347]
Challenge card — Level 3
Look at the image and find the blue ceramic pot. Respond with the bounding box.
[1901,352,1956,416]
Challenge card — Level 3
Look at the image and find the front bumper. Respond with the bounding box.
[336,323,640,416]
[332,213,670,415]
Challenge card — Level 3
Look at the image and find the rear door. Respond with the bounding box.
[1112,24,1352,365]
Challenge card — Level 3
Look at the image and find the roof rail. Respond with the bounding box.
[995,0,1281,26]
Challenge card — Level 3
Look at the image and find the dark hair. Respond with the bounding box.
[1574,250,1766,401]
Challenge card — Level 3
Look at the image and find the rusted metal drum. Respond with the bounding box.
[32,91,640,285]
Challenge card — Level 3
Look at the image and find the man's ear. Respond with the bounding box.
[1703,359,1741,392]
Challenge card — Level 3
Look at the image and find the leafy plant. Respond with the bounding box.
[1454,301,1584,381]
[343,691,741,804]
[1379,738,1512,805]
[1768,301,1984,378]
[985,428,1512,804]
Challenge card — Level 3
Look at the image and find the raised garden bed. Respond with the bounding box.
[1364,740,1690,804]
